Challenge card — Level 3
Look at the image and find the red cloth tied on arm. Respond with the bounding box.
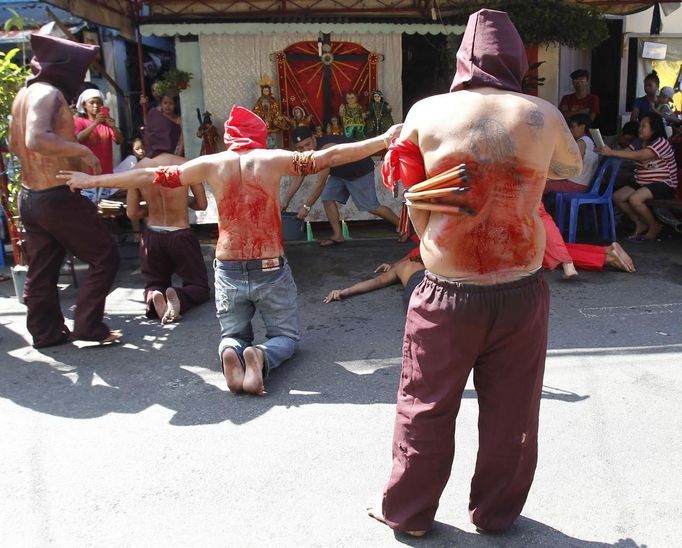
[223,105,268,152]
[381,138,427,192]
[152,166,182,189]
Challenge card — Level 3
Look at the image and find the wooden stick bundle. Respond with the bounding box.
[408,163,468,193]
[405,186,469,201]
[405,199,475,216]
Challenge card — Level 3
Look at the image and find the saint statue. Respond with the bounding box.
[196,110,221,155]
[326,116,343,136]
[339,91,365,140]
[252,75,287,147]
[287,106,312,129]
[364,89,394,139]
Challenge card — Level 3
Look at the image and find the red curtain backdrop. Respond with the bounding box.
[275,41,378,129]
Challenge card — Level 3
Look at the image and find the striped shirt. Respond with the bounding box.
[630,137,678,188]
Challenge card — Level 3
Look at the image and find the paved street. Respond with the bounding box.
[1,233,681,547]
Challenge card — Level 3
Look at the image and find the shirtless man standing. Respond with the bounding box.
[9,34,120,347]
[60,105,401,395]
[367,10,582,536]
[126,153,209,324]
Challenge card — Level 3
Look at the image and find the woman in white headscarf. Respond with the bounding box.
[73,88,123,201]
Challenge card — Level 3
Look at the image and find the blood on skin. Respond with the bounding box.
[430,155,545,273]
[217,182,283,259]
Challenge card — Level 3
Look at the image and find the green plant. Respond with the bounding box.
[443,0,609,49]
[0,43,31,266]
[157,68,193,95]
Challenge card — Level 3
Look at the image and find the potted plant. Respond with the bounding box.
[157,68,193,95]
[0,46,31,301]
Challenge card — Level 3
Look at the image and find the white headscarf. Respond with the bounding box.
[76,88,105,114]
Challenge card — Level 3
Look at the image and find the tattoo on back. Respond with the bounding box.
[550,160,580,178]
[527,109,544,130]
[469,119,515,164]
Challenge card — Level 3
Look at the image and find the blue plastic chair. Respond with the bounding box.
[555,157,623,243]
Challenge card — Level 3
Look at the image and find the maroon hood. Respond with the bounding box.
[450,9,527,94]
[26,34,98,104]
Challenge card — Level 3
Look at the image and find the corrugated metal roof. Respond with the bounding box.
[0,1,82,27]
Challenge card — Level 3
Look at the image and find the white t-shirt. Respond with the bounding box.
[570,136,599,187]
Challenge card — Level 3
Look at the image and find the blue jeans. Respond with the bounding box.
[214,257,300,376]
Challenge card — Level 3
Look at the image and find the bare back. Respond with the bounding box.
[207,149,285,261]
[405,88,580,283]
[10,84,84,190]
[131,154,200,228]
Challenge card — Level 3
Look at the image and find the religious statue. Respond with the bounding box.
[364,89,394,139]
[339,91,365,140]
[196,110,221,155]
[252,74,287,147]
[287,106,312,129]
[326,116,343,136]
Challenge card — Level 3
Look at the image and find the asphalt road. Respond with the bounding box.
[1,234,680,547]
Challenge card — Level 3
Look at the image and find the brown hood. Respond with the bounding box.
[26,34,98,104]
[450,9,527,94]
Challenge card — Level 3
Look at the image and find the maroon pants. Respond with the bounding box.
[140,227,209,318]
[19,185,119,347]
[382,270,549,533]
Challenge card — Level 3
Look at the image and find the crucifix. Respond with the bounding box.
[284,33,371,124]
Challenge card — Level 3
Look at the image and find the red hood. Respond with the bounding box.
[450,9,528,94]
[223,105,268,152]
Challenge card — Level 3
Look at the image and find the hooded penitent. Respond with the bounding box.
[382,9,527,193]
[26,34,99,104]
[223,105,268,152]
[450,9,528,94]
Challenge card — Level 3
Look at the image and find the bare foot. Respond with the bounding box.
[561,262,578,280]
[366,497,426,537]
[101,330,123,344]
[642,220,662,240]
[242,346,265,396]
[319,238,344,247]
[630,222,648,238]
[221,348,244,393]
[162,287,182,324]
[150,290,167,320]
[605,242,635,272]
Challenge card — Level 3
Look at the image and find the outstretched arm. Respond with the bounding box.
[323,269,399,303]
[313,124,402,172]
[58,152,219,192]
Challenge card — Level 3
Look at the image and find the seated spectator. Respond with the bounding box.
[654,86,680,127]
[630,70,659,122]
[114,137,146,173]
[545,113,599,193]
[612,121,639,190]
[559,69,600,123]
[599,112,678,240]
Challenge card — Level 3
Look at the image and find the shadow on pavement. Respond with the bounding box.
[391,516,646,547]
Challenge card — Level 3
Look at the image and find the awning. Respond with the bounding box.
[45,0,134,39]
[140,21,466,37]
